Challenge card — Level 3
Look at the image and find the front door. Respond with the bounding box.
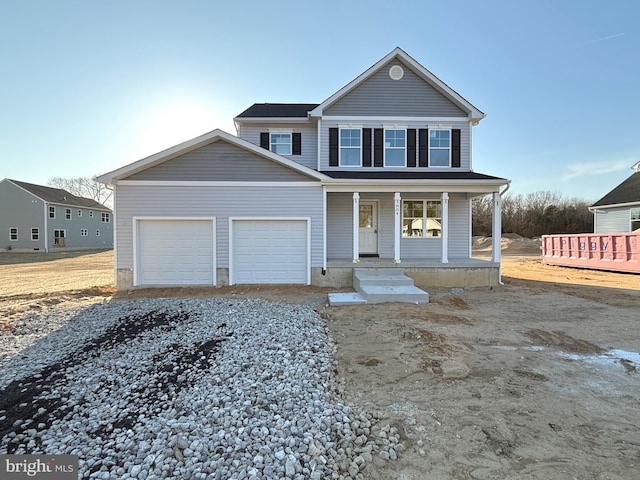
[359,201,378,255]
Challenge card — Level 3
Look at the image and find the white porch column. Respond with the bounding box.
[441,192,449,264]
[394,192,401,263]
[492,192,502,263]
[353,192,360,262]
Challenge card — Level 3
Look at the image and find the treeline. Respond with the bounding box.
[472,191,594,238]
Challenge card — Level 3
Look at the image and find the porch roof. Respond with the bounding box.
[319,170,506,181]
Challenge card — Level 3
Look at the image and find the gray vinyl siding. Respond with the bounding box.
[594,206,637,233]
[0,181,45,251]
[236,123,318,170]
[125,140,313,182]
[319,120,471,171]
[326,192,470,259]
[114,183,323,269]
[47,204,113,250]
[325,60,468,117]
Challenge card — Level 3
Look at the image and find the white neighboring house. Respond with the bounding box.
[0,179,113,252]
[98,47,510,290]
[590,161,640,233]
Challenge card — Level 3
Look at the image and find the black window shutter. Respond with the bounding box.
[260,132,269,150]
[373,128,383,167]
[451,129,461,168]
[407,129,416,167]
[418,129,429,167]
[362,128,372,167]
[329,128,338,166]
[292,133,301,155]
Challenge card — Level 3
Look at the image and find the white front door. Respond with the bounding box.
[359,202,378,255]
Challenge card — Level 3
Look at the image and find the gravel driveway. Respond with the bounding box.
[0,298,400,479]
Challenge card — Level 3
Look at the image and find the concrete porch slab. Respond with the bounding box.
[327,292,367,306]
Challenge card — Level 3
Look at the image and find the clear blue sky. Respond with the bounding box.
[1,0,638,202]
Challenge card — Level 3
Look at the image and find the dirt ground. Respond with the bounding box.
[1,242,639,479]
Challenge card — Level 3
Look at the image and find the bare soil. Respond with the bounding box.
[1,243,639,479]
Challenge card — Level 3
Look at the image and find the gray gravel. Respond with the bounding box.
[0,298,401,479]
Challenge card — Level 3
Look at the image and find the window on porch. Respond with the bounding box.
[402,200,442,237]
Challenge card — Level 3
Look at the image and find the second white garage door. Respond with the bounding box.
[231,219,308,284]
[136,219,215,286]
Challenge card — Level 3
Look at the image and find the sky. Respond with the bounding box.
[1,0,639,202]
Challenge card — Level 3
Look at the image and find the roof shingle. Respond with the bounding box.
[235,103,319,118]
[591,171,640,207]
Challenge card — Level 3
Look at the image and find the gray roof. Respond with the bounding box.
[9,179,111,210]
[235,103,319,118]
[591,171,640,207]
[320,171,507,181]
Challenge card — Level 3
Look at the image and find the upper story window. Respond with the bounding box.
[31,228,39,241]
[101,212,110,223]
[384,129,406,167]
[402,200,442,237]
[77,209,82,217]
[429,129,451,167]
[89,211,94,218]
[340,128,361,166]
[270,133,292,155]
[9,227,18,241]
[49,206,55,218]
[65,208,72,220]
[631,207,640,231]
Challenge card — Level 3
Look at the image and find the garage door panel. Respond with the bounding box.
[137,220,215,286]
[232,220,308,284]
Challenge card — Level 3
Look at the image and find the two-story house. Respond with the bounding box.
[0,179,113,252]
[98,48,509,290]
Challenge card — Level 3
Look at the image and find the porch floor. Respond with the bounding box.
[327,256,499,268]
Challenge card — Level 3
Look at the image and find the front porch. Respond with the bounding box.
[313,256,500,288]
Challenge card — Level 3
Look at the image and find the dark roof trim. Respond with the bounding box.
[319,170,507,181]
[235,103,319,119]
[591,171,640,207]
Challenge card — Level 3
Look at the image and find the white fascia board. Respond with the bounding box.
[98,128,330,183]
[310,47,485,122]
[321,116,470,123]
[589,200,640,211]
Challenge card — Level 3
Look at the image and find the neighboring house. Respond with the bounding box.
[0,179,113,252]
[98,47,509,290]
[590,161,640,233]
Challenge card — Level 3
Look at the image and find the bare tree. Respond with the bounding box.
[48,176,113,209]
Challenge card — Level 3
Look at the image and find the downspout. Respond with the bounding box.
[43,202,49,253]
[497,182,511,285]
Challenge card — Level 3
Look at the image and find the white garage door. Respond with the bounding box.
[232,219,308,284]
[136,219,215,286]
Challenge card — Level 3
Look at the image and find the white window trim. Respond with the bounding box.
[78,209,82,217]
[428,128,452,168]
[631,207,640,231]
[53,229,66,246]
[65,208,72,220]
[9,227,18,241]
[338,127,362,167]
[383,127,407,167]
[89,211,94,218]
[401,199,443,238]
[269,131,292,156]
[49,206,55,219]
[96,230,101,236]
[101,212,110,223]
[81,229,88,236]
[31,227,39,241]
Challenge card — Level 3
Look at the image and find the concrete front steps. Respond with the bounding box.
[328,268,429,306]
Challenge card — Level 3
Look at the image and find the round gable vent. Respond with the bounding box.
[389,65,404,81]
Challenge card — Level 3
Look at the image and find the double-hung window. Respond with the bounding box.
[402,200,442,237]
[429,129,451,167]
[631,207,640,232]
[339,128,361,166]
[384,129,406,166]
[65,208,72,220]
[9,227,18,241]
[49,206,55,219]
[101,212,110,223]
[270,133,292,155]
[31,228,39,241]
[80,229,88,236]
